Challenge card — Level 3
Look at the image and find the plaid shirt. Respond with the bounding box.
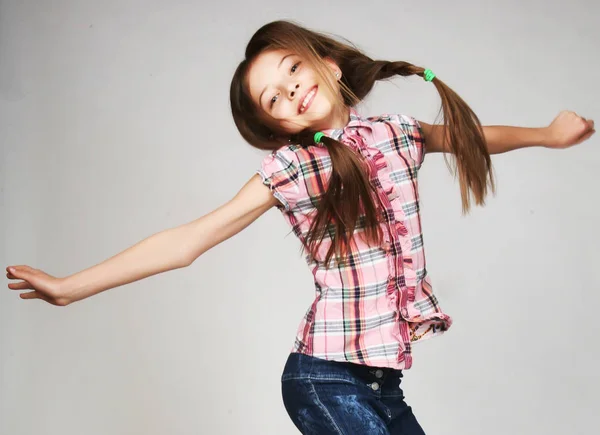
[257,108,452,370]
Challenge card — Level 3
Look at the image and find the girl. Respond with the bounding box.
[6,20,595,435]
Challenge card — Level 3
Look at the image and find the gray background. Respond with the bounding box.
[1,0,598,434]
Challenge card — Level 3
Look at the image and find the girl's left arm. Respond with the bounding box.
[420,110,595,155]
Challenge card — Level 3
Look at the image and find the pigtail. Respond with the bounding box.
[292,132,383,266]
[387,62,495,213]
[341,57,495,213]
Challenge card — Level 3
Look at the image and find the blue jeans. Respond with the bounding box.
[281,353,426,435]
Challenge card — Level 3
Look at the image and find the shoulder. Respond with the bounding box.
[262,143,312,169]
[261,142,330,170]
[368,113,425,145]
[256,144,316,212]
[258,144,314,187]
[367,113,426,168]
[367,113,422,131]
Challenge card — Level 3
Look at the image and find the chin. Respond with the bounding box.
[279,108,334,134]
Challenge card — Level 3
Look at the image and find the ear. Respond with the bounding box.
[323,57,342,80]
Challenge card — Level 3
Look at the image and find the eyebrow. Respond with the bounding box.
[258,54,293,109]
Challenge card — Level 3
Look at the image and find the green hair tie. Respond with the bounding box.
[423,69,436,82]
[314,132,325,144]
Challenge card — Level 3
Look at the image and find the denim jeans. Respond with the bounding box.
[281,353,426,435]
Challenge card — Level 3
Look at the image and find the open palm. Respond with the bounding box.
[6,266,68,306]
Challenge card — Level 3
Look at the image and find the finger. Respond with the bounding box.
[19,291,41,300]
[6,267,30,279]
[576,117,591,134]
[7,265,31,272]
[7,267,35,286]
[8,266,31,281]
[8,281,33,290]
[20,291,53,304]
[575,129,596,145]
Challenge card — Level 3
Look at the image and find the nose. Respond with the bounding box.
[288,83,300,99]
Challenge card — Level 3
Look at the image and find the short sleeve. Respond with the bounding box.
[256,147,303,212]
[394,114,426,171]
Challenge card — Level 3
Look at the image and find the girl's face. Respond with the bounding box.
[246,49,346,136]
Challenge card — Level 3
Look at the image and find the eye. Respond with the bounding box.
[291,62,300,73]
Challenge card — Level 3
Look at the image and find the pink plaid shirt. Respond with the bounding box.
[257,108,452,370]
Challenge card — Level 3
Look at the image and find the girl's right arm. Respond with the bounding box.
[6,174,279,306]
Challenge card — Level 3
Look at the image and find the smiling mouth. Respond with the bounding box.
[298,85,318,114]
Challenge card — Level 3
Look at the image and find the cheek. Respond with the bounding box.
[272,100,296,118]
[314,91,335,111]
[319,80,338,102]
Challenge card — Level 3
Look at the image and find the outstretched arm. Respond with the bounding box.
[6,174,279,306]
[419,111,595,155]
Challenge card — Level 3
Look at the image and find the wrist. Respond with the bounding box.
[538,127,553,148]
[57,277,78,305]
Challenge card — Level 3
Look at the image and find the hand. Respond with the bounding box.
[6,266,70,306]
[544,110,595,149]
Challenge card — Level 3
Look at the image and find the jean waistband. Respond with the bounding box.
[281,352,403,384]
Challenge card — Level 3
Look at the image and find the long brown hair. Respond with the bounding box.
[230,20,495,266]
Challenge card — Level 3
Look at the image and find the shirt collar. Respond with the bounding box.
[317,107,373,145]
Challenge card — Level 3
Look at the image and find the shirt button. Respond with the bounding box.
[371,382,380,391]
[375,369,384,379]
[401,308,409,317]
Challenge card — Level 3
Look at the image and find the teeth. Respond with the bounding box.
[300,88,316,112]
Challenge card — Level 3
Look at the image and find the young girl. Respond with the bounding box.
[6,20,595,435]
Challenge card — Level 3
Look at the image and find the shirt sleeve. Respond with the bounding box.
[256,147,303,212]
[394,114,426,171]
